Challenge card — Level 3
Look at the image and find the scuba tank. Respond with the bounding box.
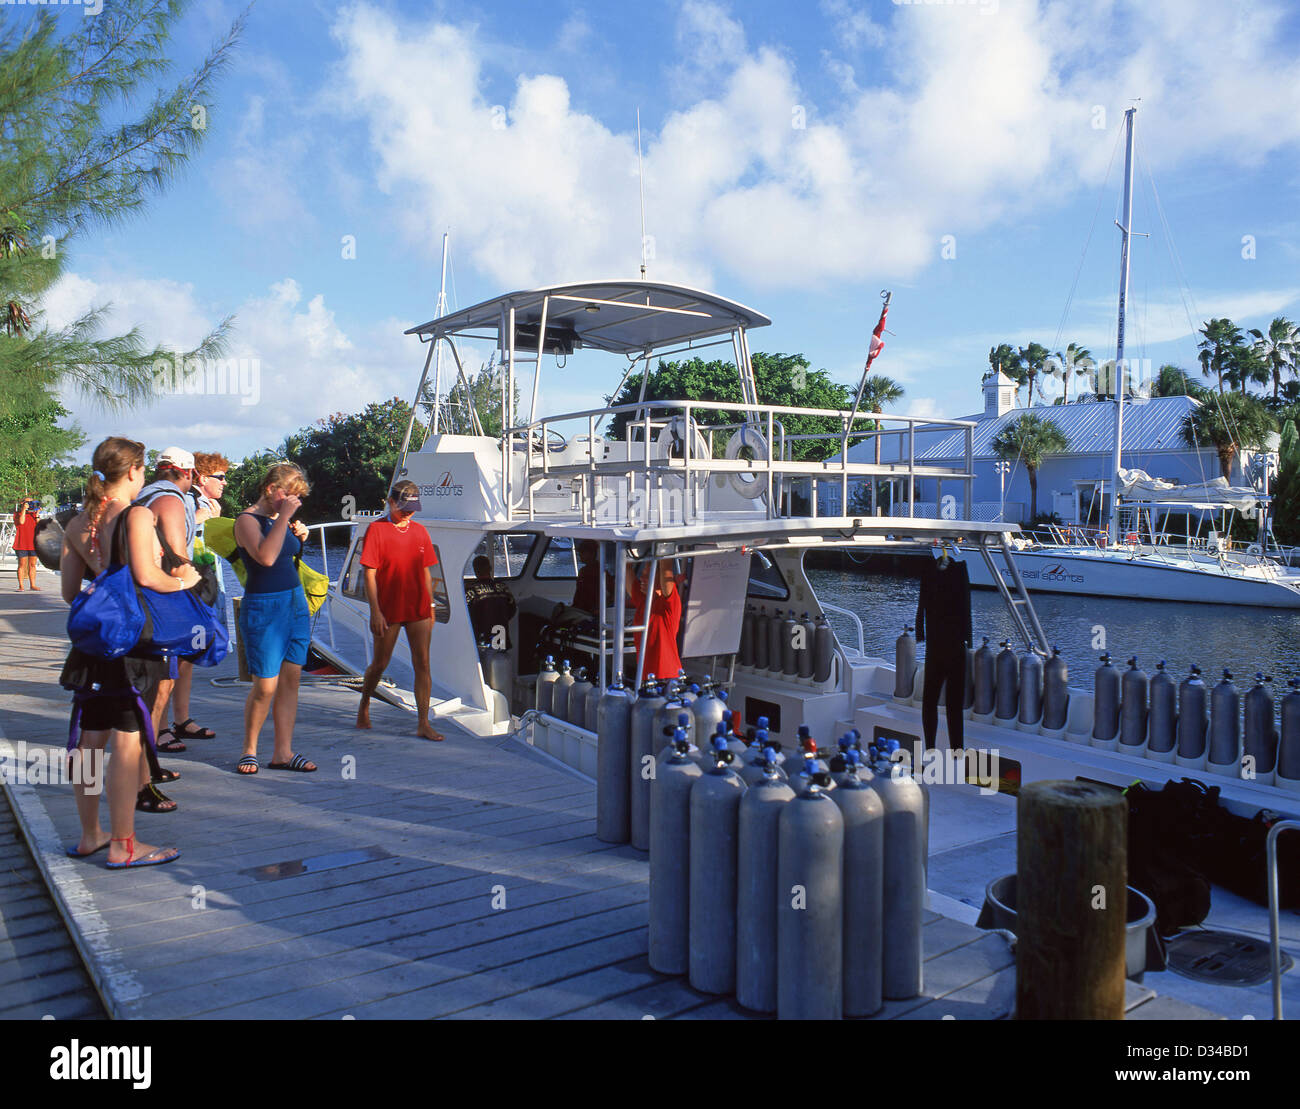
[1175,665,1208,769]
[584,675,602,733]
[1243,674,1277,780]
[994,641,1019,721]
[781,610,799,677]
[973,636,996,716]
[867,743,926,1000]
[568,667,594,726]
[690,683,728,744]
[754,606,770,670]
[1091,653,1120,746]
[1277,679,1300,792]
[777,773,844,1020]
[813,613,835,683]
[688,733,748,994]
[647,730,702,974]
[768,608,785,675]
[736,747,795,1013]
[964,647,976,712]
[628,677,668,851]
[1146,661,1177,762]
[1041,646,1069,733]
[894,625,917,700]
[832,748,884,1017]
[739,606,755,668]
[1207,670,1239,776]
[797,613,816,679]
[552,660,575,721]
[1119,657,1148,750]
[653,685,694,759]
[535,655,559,714]
[739,725,786,786]
[788,729,836,796]
[723,711,748,765]
[1018,649,1044,729]
[595,674,635,844]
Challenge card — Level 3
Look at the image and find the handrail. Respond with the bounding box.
[1267,819,1300,1020]
[819,601,864,657]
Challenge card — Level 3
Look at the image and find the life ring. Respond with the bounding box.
[1247,543,1262,557]
[724,425,769,499]
[653,416,709,464]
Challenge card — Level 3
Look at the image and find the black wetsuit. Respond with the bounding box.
[916,557,972,751]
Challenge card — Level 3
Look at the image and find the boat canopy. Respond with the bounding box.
[405,280,771,355]
[1118,467,1260,512]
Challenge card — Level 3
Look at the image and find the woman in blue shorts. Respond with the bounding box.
[233,463,317,775]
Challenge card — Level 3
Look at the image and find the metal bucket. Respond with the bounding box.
[978,873,1161,982]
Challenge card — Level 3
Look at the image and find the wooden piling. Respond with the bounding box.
[1015,780,1126,1020]
[231,596,250,683]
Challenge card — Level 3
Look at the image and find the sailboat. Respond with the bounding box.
[961,107,1300,609]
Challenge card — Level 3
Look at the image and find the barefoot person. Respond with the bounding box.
[59,437,193,868]
[356,481,444,741]
[233,463,316,774]
[13,498,41,590]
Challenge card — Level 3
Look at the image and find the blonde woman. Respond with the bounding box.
[233,463,316,774]
[59,437,196,867]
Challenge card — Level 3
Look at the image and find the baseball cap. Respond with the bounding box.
[390,489,422,512]
[158,446,196,470]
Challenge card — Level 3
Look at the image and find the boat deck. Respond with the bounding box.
[0,579,1222,1019]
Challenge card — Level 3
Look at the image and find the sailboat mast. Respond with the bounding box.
[1108,106,1137,545]
[432,231,449,434]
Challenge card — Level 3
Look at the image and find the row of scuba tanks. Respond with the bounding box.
[736,606,836,684]
[892,626,1300,789]
[646,724,928,1017]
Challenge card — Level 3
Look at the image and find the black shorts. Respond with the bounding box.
[79,694,148,735]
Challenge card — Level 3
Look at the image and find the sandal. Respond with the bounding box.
[173,718,215,739]
[152,766,181,784]
[136,783,178,813]
[155,728,187,753]
[106,836,180,870]
[237,755,260,775]
[267,753,317,773]
[66,840,110,859]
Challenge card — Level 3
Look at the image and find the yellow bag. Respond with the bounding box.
[204,516,325,613]
[297,558,329,616]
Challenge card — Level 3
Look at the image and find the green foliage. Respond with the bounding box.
[1148,363,1202,398]
[605,352,871,462]
[1248,317,1299,401]
[0,372,83,503]
[1180,391,1277,482]
[50,461,92,506]
[1270,419,1300,545]
[991,413,1070,520]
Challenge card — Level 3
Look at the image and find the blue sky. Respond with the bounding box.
[40,0,1300,461]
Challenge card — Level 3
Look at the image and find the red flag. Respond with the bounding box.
[865,293,890,371]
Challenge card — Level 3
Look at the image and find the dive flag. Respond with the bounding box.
[865,293,891,371]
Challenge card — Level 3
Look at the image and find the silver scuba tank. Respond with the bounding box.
[628,677,668,851]
[798,612,816,679]
[568,667,594,725]
[768,608,785,674]
[973,636,996,716]
[1277,679,1300,790]
[776,778,844,1020]
[1243,674,1277,779]
[552,659,575,721]
[1119,657,1149,749]
[894,625,917,700]
[781,610,799,676]
[1175,665,1208,768]
[595,674,635,844]
[690,683,728,744]
[688,735,748,994]
[994,640,1019,721]
[584,676,602,733]
[535,655,559,714]
[813,613,835,683]
[736,749,795,1013]
[647,730,702,974]
[1042,646,1069,732]
[1092,653,1120,744]
[739,726,786,786]
[739,605,755,668]
[1207,670,1240,776]
[754,606,770,670]
[1018,649,1044,728]
[867,746,926,1000]
[832,751,884,1017]
[964,647,975,711]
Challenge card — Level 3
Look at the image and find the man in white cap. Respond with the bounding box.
[132,447,202,813]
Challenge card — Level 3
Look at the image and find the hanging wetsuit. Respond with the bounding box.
[916,556,973,751]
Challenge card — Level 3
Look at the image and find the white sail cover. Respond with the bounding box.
[1117,467,1259,511]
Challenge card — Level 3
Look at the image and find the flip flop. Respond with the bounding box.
[267,753,317,772]
[105,837,180,870]
[237,755,259,775]
[173,718,216,739]
[66,841,109,859]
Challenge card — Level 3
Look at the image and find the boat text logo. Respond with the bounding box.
[426,471,463,497]
[1023,563,1085,584]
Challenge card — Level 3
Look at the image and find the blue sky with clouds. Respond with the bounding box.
[41,0,1300,461]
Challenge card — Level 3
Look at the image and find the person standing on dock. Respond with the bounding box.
[13,498,41,590]
[233,463,317,774]
[355,481,444,741]
[58,437,189,868]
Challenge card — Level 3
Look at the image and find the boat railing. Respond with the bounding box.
[301,518,371,656]
[819,601,864,658]
[503,399,977,526]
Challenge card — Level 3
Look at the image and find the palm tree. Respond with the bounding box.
[858,374,904,466]
[1016,343,1051,405]
[1198,318,1244,395]
[1149,363,1201,397]
[987,343,1024,402]
[1249,317,1299,401]
[1054,342,1093,403]
[991,413,1070,521]
[1181,392,1277,481]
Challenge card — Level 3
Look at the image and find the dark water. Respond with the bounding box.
[807,565,1300,689]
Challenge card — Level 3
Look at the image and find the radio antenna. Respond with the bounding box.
[636,108,648,279]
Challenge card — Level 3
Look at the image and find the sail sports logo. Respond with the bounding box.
[1023,563,1085,584]
[424,471,463,498]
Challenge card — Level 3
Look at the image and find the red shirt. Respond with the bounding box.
[360,517,438,624]
[15,511,37,550]
[629,573,682,681]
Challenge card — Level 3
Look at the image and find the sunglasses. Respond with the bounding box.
[204,473,228,481]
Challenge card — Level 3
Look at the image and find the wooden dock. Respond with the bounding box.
[0,582,1217,1020]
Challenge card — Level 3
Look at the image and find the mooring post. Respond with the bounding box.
[1016,780,1127,1019]
[231,596,250,683]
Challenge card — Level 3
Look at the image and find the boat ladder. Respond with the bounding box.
[976,533,1050,658]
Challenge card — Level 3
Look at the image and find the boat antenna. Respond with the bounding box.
[636,108,648,279]
[432,230,449,434]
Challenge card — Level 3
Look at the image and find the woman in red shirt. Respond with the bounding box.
[628,560,682,683]
[13,498,40,590]
[355,481,444,741]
